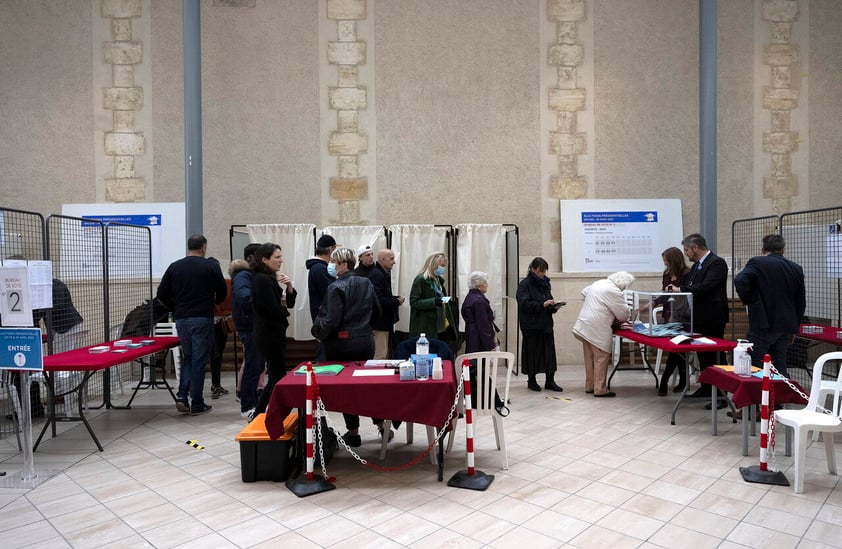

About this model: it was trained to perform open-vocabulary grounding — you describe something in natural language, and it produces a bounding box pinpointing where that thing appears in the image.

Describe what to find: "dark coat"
[734,253,806,335]
[312,272,381,342]
[229,260,254,331]
[368,262,400,332]
[516,275,556,335]
[677,251,729,335]
[409,273,455,337]
[252,271,296,346]
[461,289,497,353]
[306,257,334,322]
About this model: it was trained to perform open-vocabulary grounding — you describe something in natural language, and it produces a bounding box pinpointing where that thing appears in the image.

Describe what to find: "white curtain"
[455,224,506,332]
[246,223,315,340]
[320,225,387,258]
[389,224,450,333]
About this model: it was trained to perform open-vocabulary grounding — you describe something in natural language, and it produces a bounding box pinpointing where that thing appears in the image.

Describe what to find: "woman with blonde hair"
[409,252,457,342]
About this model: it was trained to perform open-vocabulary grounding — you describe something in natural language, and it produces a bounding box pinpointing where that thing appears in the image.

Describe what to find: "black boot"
[658,363,674,396]
[545,375,564,392]
[527,376,541,391]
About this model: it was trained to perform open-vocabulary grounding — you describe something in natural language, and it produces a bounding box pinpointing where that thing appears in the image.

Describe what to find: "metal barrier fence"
[1,210,154,441]
[0,208,46,439]
[732,206,842,389]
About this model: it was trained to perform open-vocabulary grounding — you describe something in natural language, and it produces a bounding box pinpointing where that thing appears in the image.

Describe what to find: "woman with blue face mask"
[409,252,457,344]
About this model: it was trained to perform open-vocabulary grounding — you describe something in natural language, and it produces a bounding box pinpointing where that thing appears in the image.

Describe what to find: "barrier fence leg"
[740,354,790,486]
[286,363,335,497]
[448,360,494,491]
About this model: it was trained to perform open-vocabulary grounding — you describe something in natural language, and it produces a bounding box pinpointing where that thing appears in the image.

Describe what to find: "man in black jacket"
[734,234,806,377]
[156,235,227,415]
[667,233,729,399]
[306,234,337,362]
[368,248,404,359]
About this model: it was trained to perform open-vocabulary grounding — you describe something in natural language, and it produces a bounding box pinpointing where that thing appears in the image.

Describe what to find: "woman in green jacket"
[409,252,456,340]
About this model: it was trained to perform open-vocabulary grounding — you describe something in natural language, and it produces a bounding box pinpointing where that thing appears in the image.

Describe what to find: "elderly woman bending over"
[572,271,635,398]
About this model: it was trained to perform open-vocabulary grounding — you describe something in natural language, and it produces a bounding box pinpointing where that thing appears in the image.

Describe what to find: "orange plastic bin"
[235,411,298,482]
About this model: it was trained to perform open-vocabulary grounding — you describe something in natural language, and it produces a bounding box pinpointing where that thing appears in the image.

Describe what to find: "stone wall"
[2,0,842,364]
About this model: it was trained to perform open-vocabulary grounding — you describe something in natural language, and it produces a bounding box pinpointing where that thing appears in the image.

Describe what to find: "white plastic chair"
[774,351,842,494]
[153,323,181,384]
[447,351,516,470]
[812,354,842,443]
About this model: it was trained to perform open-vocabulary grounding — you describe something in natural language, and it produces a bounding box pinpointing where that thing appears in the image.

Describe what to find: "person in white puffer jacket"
[572,271,635,398]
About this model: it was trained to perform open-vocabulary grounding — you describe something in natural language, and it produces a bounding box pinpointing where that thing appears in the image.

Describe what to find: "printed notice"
[560,199,683,273]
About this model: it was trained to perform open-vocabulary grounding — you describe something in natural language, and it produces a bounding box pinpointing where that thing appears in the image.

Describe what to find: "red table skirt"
[699,366,807,409]
[265,361,457,440]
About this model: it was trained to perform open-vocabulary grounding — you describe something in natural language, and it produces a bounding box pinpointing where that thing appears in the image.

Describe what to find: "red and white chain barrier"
[758,354,773,472]
[462,360,476,476]
[304,362,316,481]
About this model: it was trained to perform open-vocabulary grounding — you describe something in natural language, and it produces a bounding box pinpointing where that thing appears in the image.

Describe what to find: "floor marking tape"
[185,440,204,450]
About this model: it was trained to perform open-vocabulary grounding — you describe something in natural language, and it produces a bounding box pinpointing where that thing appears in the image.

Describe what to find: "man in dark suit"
[734,234,806,377]
[666,233,729,399]
[368,248,404,358]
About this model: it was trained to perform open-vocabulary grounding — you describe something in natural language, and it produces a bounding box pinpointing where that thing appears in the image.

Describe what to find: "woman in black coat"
[251,243,296,416]
[461,271,498,353]
[516,257,564,392]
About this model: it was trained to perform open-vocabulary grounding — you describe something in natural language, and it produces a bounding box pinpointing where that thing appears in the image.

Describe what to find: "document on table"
[363,359,403,368]
[669,334,717,345]
[352,369,396,377]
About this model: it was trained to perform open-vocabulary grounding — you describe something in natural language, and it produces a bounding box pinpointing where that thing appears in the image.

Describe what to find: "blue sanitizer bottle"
[415,333,429,380]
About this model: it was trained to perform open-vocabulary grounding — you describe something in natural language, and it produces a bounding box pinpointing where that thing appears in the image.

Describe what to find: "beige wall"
[2,0,841,364]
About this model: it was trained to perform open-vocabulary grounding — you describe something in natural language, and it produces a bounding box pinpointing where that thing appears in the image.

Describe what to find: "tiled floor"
[1,365,841,548]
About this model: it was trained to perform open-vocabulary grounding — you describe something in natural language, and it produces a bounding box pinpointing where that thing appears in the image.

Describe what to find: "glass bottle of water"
[415,333,429,380]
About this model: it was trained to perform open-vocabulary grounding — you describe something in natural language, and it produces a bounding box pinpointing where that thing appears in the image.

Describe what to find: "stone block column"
[326,0,369,224]
[101,0,146,202]
[547,0,588,201]
[760,0,802,214]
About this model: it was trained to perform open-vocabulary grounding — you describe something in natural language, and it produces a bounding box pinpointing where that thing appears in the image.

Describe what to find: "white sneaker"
[241,408,256,421]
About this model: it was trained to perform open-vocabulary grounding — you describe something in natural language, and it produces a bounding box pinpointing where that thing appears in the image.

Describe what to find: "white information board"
[62,203,185,279]
[560,199,684,273]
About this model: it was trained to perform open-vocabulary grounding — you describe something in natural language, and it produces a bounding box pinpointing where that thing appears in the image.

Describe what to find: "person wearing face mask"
[517,257,565,392]
[251,243,296,416]
[409,252,457,345]
[312,247,381,446]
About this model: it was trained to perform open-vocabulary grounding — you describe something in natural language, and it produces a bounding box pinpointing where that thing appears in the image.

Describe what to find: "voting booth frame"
[731,205,842,389]
[0,206,154,440]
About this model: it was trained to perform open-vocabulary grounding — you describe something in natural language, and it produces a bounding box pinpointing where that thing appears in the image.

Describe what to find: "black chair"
[393,337,454,362]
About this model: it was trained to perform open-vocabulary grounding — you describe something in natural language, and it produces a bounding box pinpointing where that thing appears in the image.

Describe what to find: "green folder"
[293,364,345,376]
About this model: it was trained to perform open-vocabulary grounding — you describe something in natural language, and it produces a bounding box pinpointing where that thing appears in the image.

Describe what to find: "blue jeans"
[237,331,264,413]
[175,317,214,411]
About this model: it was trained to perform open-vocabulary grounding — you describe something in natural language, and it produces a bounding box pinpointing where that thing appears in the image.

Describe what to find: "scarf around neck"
[528,270,551,290]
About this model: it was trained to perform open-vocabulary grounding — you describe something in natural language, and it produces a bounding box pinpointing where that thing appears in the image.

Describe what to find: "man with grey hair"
[667,233,729,403]
[368,248,404,358]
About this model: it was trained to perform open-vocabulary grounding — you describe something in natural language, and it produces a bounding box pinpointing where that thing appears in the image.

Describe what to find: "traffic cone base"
[447,469,494,491]
[739,465,790,487]
[285,473,336,498]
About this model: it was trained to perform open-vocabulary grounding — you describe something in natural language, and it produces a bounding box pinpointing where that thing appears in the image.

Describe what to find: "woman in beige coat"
[572,271,634,397]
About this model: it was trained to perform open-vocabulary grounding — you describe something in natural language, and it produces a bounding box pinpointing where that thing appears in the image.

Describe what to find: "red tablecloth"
[265,361,457,440]
[612,329,737,354]
[799,324,842,346]
[698,366,807,408]
[42,337,179,372]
